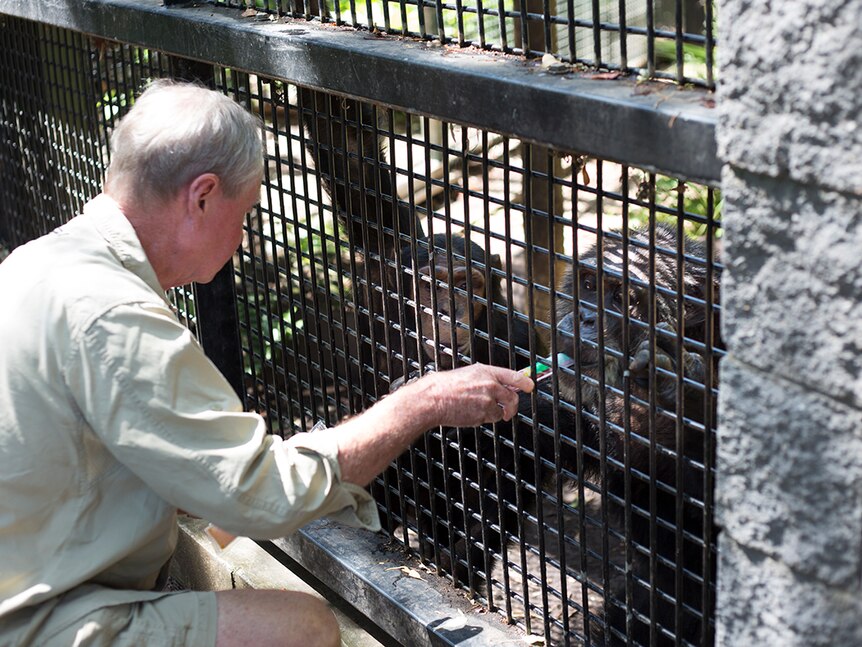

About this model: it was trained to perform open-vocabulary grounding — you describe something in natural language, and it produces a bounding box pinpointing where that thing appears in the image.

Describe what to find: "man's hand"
[333,363,533,486]
[404,363,534,428]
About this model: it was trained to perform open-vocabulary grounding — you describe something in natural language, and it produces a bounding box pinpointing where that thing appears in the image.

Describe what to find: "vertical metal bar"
[517,0,529,56]
[369,103,402,533]
[297,91,331,425]
[675,0,684,84]
[701,188,717,645]
[382,0,391,32]
[542,0,552,57]
[399,0,409,36]
[646,172,658,645]
[435,0,446,43]
[565,0,576,62]
[266,83,300,430]
[674,182,686,645]
[166,57,246,400]
[594,159,613,645]
[365,0,375,30]
[498,135,516,622]
[498,0,509,51]
[511,142,535,635]
[476,0,487,48]
[620,164,634,645]
[455,0,466,46]
[456,124,480,594]
[618,0,628,70]
[591,0,602,63]
[386,108,413,550]
[545,147,570,643]
[478,130,500,610]
[569,156,593,643]
[646,0,656,79]
[355,100,382,407]
[705,0,715,89]
[523,144,551,641]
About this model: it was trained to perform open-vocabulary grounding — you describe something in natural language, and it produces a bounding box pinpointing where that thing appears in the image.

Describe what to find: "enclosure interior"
[0,14,722,647]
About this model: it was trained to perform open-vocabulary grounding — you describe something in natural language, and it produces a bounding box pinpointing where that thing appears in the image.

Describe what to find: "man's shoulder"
[1,216,168,340]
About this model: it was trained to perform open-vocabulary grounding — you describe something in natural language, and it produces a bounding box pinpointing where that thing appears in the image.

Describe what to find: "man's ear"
[187,173,219,216]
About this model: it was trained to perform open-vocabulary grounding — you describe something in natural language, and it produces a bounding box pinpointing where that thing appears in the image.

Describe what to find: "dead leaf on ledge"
[241,8,257,17]
[385,565,425,580]
[584,71,622,80]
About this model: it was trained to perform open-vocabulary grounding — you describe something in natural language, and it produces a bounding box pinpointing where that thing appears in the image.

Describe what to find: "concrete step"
[170,516,386,647]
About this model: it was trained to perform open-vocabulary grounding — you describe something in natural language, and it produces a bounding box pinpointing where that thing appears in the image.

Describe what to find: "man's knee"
[216,589,340,647]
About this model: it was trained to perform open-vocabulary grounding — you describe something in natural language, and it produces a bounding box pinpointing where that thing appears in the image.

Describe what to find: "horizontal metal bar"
[267,520,525,646]
[0,0,720,185]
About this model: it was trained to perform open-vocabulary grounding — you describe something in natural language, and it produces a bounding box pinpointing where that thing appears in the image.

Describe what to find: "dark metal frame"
[0,0,718,186]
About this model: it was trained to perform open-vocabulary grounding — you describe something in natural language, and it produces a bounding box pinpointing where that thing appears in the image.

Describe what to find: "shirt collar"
[82,194,166,299]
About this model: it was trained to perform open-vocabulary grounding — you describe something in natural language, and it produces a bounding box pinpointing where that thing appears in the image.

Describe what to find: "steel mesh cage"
[212,0,716,88]
[0,12,721,646]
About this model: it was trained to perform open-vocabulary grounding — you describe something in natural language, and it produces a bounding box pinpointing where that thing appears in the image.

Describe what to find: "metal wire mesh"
[235,74,723,645]
[213,0,716,88]
[0,14,721,645]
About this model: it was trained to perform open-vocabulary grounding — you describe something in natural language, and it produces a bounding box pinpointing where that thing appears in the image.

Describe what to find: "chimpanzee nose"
[580,307,597,327]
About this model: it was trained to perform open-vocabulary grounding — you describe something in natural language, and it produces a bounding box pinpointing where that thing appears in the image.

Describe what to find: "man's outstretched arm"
[333,363,533,487]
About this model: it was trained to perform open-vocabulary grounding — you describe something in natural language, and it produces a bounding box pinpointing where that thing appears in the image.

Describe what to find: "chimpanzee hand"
[628,322,705,408]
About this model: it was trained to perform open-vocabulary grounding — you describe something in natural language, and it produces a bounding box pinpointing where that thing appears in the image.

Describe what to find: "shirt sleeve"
[65,301,381,538]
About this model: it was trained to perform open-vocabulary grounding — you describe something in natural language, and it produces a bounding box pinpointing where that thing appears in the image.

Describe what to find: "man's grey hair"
[105,79,264,203]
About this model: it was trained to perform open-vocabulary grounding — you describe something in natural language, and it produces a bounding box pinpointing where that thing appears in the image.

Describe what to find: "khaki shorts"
[1,585,217,647]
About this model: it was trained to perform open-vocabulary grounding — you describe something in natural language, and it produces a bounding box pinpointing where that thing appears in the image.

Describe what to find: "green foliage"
[629,174,722,240]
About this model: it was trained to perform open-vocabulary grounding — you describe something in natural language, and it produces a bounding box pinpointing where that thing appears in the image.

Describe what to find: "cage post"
[170,55,245,399]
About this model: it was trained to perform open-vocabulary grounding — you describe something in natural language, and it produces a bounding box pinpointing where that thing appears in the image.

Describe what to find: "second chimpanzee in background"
[299,87,533,566]
[299,88,531,384]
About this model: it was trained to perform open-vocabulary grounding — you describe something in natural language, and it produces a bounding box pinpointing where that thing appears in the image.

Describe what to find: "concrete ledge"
[170,516,386,647]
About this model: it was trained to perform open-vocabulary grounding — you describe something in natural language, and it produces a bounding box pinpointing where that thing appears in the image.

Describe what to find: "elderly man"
[0,80,532,647]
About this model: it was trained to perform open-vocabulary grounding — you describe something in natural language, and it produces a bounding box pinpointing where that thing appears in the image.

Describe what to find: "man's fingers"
[481,364,534,394]
[493,384,520,421]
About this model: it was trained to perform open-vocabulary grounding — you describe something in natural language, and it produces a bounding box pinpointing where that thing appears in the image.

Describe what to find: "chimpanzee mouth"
[576,343,600,369]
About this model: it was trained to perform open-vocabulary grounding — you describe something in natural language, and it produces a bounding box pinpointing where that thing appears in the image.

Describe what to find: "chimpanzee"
[299,87,533,567]
[484,223,721,645]
[299,88,530,386]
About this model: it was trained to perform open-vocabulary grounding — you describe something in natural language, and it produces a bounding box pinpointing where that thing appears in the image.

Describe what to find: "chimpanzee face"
[416,262,486,368]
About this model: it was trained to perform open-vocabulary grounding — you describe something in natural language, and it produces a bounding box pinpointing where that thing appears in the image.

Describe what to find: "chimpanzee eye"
[582,276,595,291]
[612,286,623,304]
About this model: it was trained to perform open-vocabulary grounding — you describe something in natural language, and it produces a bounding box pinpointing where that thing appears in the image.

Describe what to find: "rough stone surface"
[716,359,862,587]
[717,538,862,647]
[720,169,862,409]
[717,0,862,641]
[717,0,862,194]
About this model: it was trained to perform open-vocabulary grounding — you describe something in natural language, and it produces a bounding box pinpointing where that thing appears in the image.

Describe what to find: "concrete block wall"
[716,0,862,643]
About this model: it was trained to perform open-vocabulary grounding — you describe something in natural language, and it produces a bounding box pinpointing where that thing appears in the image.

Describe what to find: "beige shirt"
[0,197,379,619]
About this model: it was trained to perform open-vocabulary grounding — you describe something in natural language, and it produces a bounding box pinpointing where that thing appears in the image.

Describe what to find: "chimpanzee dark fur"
[300,88,532,566]
[483,224,721,645]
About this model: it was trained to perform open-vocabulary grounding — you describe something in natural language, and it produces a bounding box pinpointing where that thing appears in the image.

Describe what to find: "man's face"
[195,178,261,283]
